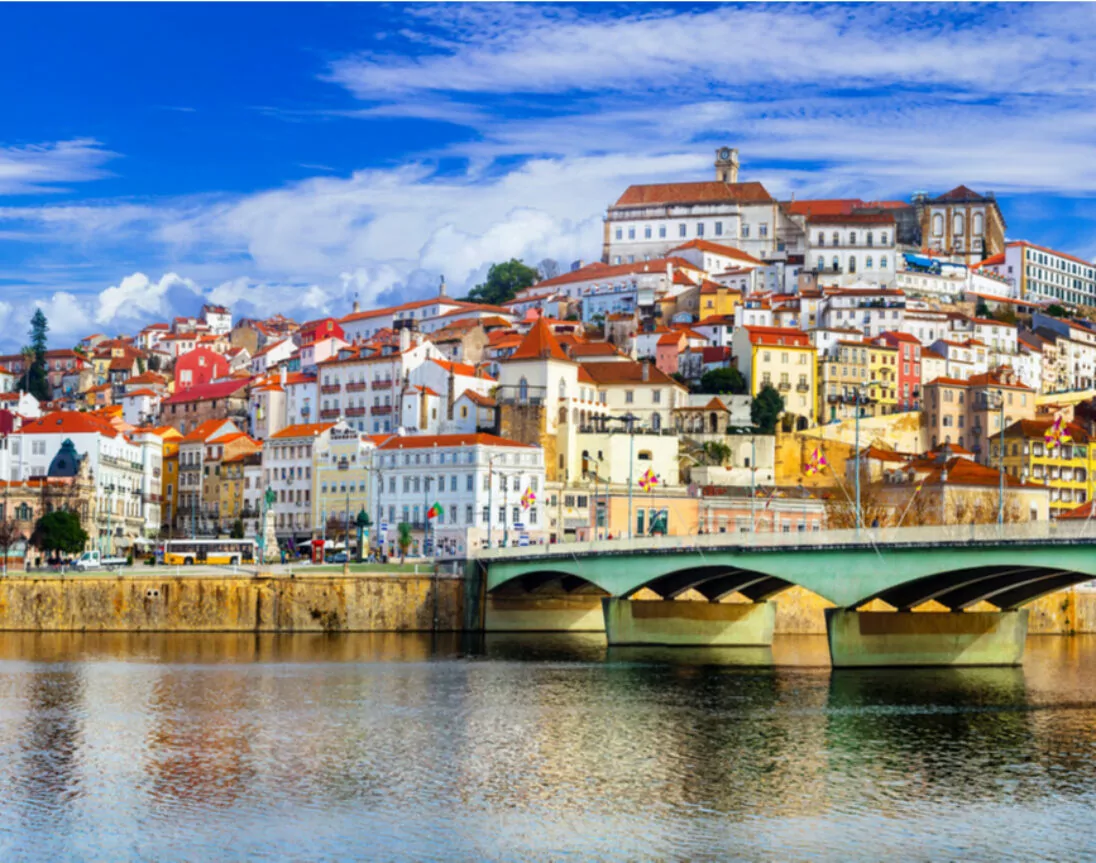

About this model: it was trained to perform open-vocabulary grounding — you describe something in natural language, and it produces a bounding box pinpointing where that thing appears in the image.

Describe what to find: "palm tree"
[397,522,413,563]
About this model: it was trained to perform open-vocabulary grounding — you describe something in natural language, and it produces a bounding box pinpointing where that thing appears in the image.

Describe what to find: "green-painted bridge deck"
[478,523,1096,611]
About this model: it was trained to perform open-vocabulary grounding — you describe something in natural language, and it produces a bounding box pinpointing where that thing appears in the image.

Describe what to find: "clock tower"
[715,146,739,184]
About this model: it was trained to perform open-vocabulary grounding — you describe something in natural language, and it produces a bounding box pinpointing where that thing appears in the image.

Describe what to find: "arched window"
[881,255,889,269]
[832,231,839,246]
[557,406,567,425]
[817,232,825,246]
[832,256,840,271]
[652,413,661,432]
[866,231,873,247]
[849,231,857,245]
[953,213,964,235]
[865,256,874,270]
[973,213,984,235]
[932,214,944,237]
[848,256,857,273]
[558,378,567,401]
[816,256,824,271]
[709,412,718,433]
[518,377,529,403]
[880,232,888,245]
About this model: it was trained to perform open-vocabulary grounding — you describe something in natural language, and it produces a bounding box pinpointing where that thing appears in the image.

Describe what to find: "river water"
[0,632,1094,861]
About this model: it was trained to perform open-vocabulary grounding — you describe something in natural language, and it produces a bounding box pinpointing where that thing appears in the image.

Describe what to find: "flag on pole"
[1045,415,1072,449]
[426,502,443,519]
[804,447,828,475]
[638,468,659,491]
[521,488,536,509]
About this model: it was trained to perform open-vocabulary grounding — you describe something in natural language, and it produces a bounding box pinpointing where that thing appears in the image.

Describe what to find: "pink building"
[174,346,230,391]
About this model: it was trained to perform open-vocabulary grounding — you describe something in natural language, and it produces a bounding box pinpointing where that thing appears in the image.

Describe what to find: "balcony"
[320,384,341,395]
[346,382,367,393]
[347,407,366,418]
[777,382,791,392]
[319,408,340,420]
[796,383,810,393]
[373,405,393,416]
[372,379,393,390]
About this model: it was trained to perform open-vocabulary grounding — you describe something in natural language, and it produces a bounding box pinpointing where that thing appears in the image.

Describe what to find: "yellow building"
[868,342,898,415]
[818,340,871,423]
[151,426,183,533]
[218,452,261,530]
[312,424,376,546]
[733,326,817,429]
[995,418,1091,518]
[698,280,742,319]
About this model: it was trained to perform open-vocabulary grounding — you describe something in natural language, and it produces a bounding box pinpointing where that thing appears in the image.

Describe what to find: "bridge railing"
[473,520,1096,561]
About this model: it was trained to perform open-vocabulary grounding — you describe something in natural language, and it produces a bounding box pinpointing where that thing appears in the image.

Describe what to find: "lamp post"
[992,390,1006,531]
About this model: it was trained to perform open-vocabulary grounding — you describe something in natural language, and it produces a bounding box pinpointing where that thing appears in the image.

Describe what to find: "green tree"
[147,354,162,372]
[31,510,88,556]
[397,522,413,563]
[702,441,732,466]
[975,298,990,318]
[750,385,784,434]
[697,367,747,395]
[23,309,50,402]
[1046,304,1068,318]
[230,518,245,539]
[464,259,540,306]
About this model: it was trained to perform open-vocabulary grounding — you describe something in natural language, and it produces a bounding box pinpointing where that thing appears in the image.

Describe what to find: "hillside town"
[4,146,1096,564]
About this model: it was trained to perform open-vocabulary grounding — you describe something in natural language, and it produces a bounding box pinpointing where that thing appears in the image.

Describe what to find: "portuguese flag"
[427,502,443,520]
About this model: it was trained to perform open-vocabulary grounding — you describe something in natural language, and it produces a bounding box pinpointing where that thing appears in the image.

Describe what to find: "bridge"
[473,522,1096,667]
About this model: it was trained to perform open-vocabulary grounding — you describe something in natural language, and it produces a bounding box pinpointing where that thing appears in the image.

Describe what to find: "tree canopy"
[1046,304,1069,318]
[31,510,87,555]
[464,259,540,306]
[696,367,747,395]
[19,309,50,402]
[750,385,784,434]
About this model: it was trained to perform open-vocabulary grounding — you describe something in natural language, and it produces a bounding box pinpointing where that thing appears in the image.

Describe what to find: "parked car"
[328,551,349,564]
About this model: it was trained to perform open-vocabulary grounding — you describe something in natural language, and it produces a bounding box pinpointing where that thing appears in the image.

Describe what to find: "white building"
[249,339,297,376]
[987,241,1096,308]
[805,214,898,287]
[120,388,162,427]
[264,422,330,541]
[201,304,233,336]
[603,149,782,263]
[372,432,546,557]
[820,288,905,339]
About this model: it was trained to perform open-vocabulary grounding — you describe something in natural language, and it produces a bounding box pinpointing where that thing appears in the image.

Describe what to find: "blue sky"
[2,3,1096,348]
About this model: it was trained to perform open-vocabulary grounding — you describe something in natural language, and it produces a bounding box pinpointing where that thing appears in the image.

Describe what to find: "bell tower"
[715,147,739,184]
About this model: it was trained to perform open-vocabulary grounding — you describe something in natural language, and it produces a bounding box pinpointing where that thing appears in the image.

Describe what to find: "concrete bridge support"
[485,594,605,632]
[825,608,1029,667]
[602,598,776,647]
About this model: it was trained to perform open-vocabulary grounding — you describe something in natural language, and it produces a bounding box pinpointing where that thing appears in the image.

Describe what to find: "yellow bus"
[161,539,257,566]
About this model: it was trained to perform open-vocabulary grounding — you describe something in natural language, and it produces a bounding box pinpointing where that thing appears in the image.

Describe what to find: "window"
[866,256,873,269]
[880,256,888,269]
[652,389,661,404]
[741,224,750,238]
[627,226,635,240]
[625,390,634,404]
[714,221,723,236]
[932,213,944,237]
[759,223,768,238]
[679,224,687,238]
[953,213,964,235]
[696,223,704,237]
[658,225,666,239]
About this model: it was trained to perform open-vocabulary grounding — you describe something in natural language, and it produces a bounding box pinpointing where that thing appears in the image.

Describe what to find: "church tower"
[715,147,739,184]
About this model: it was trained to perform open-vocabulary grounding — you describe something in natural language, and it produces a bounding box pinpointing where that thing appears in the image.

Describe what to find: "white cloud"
[95,272,201,325]
[0,139,117,195]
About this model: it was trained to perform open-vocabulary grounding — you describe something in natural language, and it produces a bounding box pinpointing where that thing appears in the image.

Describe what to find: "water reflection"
[0,633,1090,860]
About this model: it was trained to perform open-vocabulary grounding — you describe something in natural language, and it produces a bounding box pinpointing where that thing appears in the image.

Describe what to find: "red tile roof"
[161,379,248,405]
[669,239,763,265]
[508,316,572,362]
[377,433,534,450]
[614,181,774,207]
[15,411,120,438]
[269,423,336,440]
[745,326,811,347]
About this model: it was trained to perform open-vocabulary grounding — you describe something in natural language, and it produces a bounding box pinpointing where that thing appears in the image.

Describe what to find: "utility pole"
[627,417,635,540]
[997,390,1005,531]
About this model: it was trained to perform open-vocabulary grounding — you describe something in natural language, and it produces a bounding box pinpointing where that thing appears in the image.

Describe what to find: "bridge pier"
[485,594,605,632]
[602,598,776,646]
[825,608,1029,667]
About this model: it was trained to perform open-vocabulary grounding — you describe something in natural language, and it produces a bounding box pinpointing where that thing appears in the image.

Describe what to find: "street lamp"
[989,390,1006,530]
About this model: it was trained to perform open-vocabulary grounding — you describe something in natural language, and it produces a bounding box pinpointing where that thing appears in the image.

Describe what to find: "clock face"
[719,148,731,160]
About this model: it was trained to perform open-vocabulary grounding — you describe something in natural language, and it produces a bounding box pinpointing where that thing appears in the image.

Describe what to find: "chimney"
[399,327,411,353]
[641,362,650,382]
[279,365,287,387]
